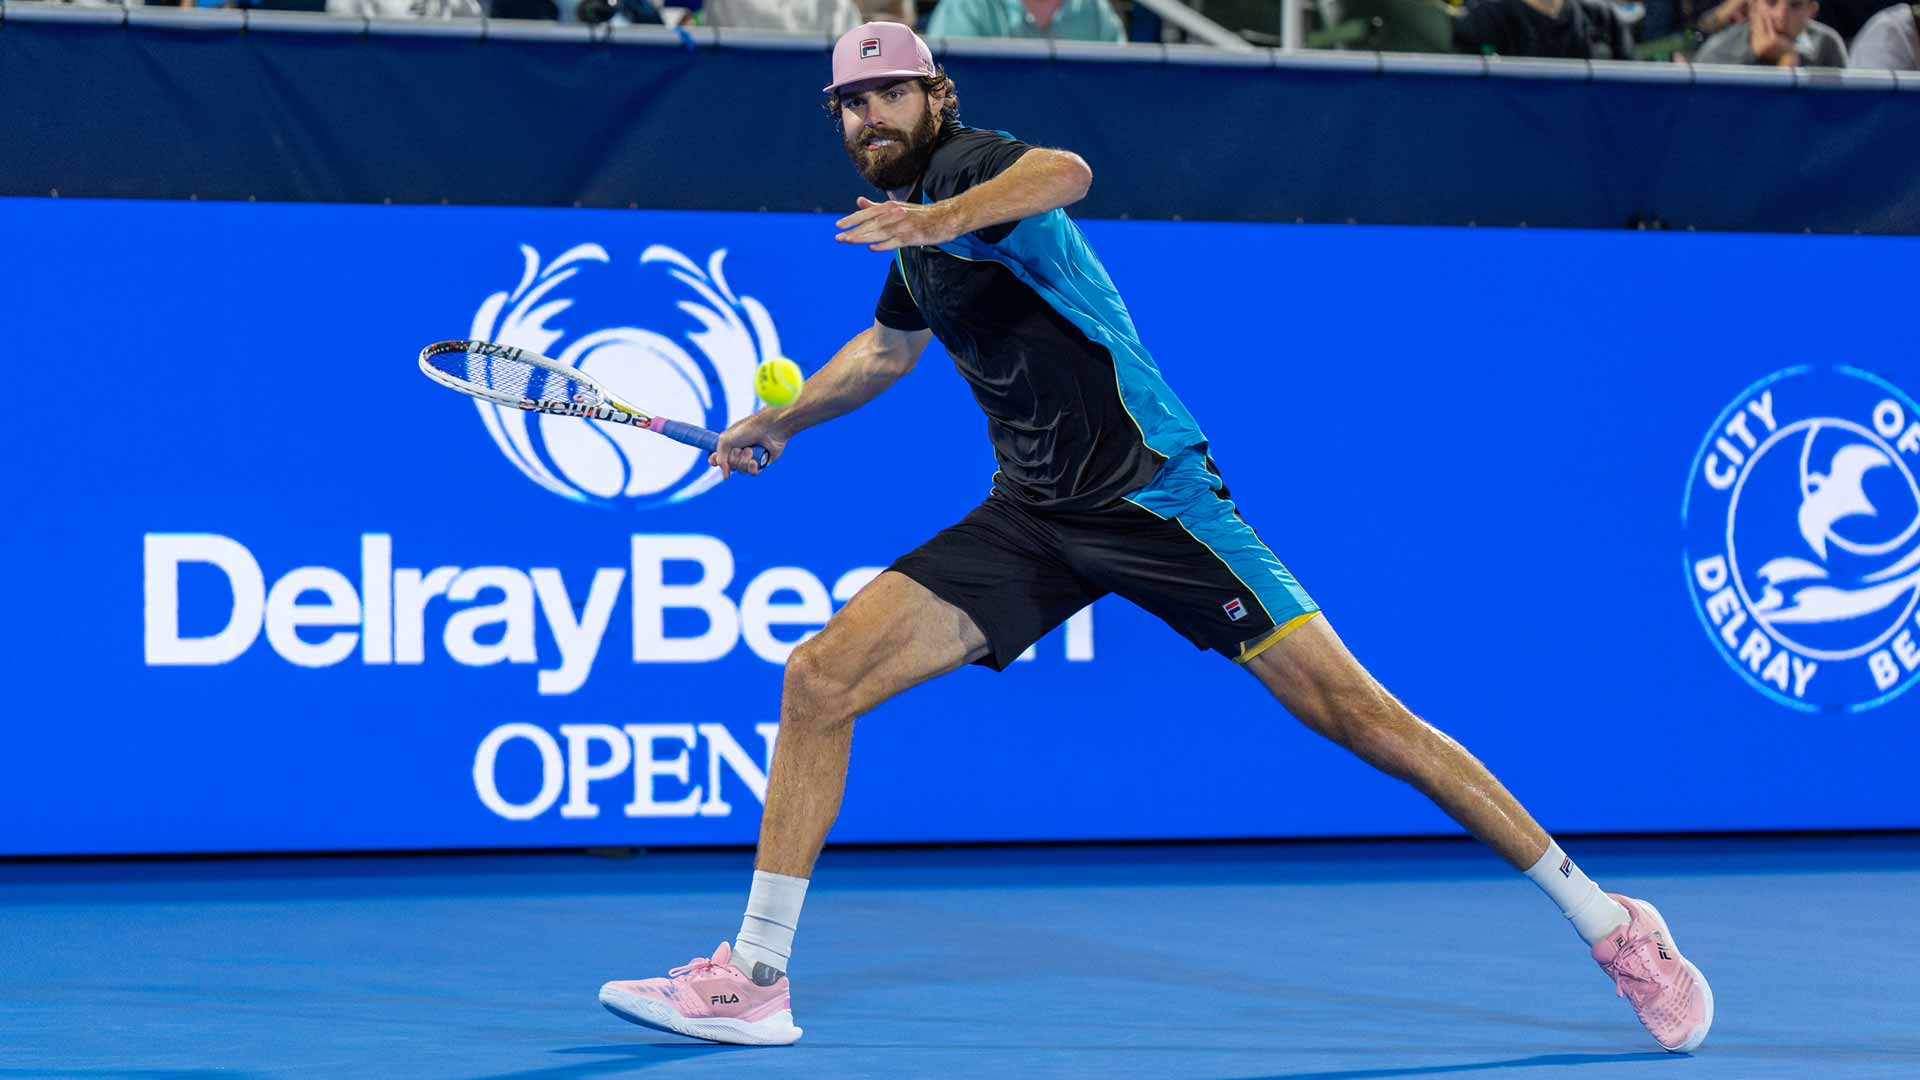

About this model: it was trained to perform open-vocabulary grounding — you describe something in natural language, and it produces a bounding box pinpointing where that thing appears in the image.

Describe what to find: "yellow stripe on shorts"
[1234,610,1322,664]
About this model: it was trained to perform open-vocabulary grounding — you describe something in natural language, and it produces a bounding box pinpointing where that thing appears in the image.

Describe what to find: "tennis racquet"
[418,339,770,469]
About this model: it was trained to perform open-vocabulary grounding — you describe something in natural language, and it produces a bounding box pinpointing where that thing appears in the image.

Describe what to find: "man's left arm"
[834,149,1093,252]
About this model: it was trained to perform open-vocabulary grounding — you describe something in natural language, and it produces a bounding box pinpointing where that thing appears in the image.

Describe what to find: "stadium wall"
[3,197,1918,855]
[3,9,1920,232]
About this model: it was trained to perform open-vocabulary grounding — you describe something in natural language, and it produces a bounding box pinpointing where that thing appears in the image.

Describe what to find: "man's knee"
[780,637,859,734]
[1295,679,1406,756]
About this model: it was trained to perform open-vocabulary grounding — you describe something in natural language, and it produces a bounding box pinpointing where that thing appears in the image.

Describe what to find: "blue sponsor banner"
[3,197,1917,857]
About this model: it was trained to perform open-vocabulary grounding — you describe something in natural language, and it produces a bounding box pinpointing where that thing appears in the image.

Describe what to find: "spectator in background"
[703,0,863,32]
[925,0,1125,41]
[1691,0,1750,36]
[856,0,917,25]
[1693,0,1847,62]
[1452,0,1633,58]
[327,0,481,15]
[1850,2,1920,66]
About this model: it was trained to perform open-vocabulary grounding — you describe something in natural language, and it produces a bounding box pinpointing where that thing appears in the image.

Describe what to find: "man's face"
[838,78,942,191]
[1756,0,1817,38]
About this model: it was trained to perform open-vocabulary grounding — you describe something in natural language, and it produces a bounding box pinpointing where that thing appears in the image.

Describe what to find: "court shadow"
[460,1041,755,1080]
[1226,1052,1676,1080]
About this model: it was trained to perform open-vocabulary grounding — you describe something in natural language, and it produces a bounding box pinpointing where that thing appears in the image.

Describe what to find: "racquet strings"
[425,344,602,408]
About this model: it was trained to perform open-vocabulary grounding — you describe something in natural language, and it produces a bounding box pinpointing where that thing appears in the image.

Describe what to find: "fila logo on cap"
[859,38,881,57]
[1223,598,1247,622]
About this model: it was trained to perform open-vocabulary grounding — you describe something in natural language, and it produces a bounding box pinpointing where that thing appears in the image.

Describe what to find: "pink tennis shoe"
[1593,894,1714,1053]
[599,943,802,1046]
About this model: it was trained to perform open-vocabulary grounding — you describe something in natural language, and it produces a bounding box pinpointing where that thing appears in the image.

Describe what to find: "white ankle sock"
[1524,841,1630,946]
[733,870,808,985]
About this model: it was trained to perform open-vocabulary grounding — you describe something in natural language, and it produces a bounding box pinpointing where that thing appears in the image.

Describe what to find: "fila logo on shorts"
[860,38,882,57]
[1222,597,1247,622]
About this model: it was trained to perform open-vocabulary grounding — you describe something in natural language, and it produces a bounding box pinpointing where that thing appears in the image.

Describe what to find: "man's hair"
[825,70,961,128]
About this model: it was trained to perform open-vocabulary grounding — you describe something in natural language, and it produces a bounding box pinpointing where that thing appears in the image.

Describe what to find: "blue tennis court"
[5,834,1915,1079]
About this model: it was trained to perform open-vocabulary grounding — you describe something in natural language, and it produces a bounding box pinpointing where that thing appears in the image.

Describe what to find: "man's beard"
[844,108,939,191]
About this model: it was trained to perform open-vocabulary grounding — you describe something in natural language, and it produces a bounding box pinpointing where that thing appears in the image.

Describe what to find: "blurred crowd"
[1321,0,1912,67]
[63,0,1920,69]
[1446,0,1876,67]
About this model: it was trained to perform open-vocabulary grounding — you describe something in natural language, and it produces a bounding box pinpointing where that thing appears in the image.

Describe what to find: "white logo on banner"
[468,243,777,506]
[472,721,780,822]
[1683,366,1920,711]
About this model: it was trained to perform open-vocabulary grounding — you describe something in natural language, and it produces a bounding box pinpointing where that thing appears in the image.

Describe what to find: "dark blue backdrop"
[4,196,1917,856]
[4,18,1920,233]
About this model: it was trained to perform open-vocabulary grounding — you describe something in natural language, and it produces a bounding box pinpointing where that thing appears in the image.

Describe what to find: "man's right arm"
[710,321,932,476]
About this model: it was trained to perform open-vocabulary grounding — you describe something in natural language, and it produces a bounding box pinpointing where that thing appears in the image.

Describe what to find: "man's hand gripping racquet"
[418,340,771,470]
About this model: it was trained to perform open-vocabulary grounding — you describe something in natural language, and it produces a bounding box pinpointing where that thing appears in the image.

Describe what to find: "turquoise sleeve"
[926,0,996,38]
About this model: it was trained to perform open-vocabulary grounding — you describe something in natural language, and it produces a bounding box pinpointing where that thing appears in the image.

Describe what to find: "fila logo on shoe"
[1656,943,1673,961]
[711,993,741,1005]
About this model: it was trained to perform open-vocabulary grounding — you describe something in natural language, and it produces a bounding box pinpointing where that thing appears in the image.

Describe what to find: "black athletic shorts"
[890,479,1319,671]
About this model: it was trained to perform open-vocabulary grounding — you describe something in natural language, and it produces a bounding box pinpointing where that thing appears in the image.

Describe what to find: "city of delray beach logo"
[466,242,778,508]
[1683,366,1920,712]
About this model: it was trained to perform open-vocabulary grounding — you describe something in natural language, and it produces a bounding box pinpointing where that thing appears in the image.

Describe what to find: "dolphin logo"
[1752,425,1920,627]
[1797,431,1891,559]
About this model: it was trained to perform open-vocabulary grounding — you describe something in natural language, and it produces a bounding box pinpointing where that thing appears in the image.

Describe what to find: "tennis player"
[599,21,1713,1053]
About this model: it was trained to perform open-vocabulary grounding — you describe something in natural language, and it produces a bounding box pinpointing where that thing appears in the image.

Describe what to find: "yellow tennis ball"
[755,357,804,408]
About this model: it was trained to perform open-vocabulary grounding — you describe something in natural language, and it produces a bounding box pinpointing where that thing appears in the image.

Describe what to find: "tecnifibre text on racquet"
[418,339,770,468]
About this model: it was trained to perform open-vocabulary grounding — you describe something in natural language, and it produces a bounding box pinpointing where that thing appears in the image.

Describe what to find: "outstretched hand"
[835,197,964,252]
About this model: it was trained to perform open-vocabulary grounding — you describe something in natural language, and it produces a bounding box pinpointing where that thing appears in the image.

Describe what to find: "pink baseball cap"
[823,22,936,94]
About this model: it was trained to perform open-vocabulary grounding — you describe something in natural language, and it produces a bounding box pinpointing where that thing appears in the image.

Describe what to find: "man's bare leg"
[1244,614,1713,1053]
[1244,615,1548,869]
[597,571,989,1044]
[718,570,988,985]
[755,570,989,879]
[1244,613,1621,929]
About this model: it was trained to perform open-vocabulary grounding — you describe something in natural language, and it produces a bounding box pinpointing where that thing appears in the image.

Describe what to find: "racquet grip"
[652,419,771,468]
